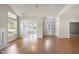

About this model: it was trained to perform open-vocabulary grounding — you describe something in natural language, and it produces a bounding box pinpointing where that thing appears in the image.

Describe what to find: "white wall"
[58,17,79,38]
[55,17,59,37]
[58,17,70,38]
[0,5,8,47]
[19,17,43,38]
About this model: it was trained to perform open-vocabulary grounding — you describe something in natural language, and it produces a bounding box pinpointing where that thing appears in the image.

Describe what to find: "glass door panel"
[21,21,37,43]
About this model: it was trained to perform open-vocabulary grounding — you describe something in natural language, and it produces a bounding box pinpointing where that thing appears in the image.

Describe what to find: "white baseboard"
[56,35,70,38]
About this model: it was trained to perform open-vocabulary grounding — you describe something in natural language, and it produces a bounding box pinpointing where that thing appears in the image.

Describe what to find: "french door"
[21,21,37,42]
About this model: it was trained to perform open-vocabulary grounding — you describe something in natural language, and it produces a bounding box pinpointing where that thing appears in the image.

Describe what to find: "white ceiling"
[9,4,79,18]
[60,5,79,18]
[9,4,66,17]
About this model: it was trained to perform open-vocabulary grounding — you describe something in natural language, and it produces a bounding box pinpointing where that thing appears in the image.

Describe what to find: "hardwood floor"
[0,36,79,54]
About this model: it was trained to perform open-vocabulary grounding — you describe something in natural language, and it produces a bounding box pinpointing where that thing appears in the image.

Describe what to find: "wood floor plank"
[0,36,79,54]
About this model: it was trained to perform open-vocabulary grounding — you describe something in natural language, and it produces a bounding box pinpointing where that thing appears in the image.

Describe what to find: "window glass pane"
[8,12,17,36]
[8,12,17,19]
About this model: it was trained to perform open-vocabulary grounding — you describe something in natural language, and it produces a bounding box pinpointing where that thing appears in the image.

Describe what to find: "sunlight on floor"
[22,37,38,48]
[30,44,37,52]
[44,39,52,49]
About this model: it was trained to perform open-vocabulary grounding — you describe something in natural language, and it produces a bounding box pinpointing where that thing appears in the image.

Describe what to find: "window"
[8,12,17,36]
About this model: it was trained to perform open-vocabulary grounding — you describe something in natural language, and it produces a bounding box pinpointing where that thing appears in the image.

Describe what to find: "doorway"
[70,22,79,38]
[43,18,56,37]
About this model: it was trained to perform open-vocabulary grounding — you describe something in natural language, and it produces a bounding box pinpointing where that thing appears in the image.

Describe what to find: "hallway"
[0,36,79,54]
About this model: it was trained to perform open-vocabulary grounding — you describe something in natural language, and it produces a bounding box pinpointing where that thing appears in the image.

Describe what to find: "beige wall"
[0,5,8,46]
